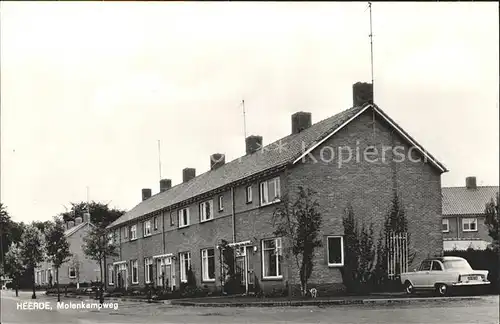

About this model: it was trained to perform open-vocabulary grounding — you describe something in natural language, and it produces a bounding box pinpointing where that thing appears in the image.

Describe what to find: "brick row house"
[442,177,499,251]
[106,82,448,294]
[36,213,100,287]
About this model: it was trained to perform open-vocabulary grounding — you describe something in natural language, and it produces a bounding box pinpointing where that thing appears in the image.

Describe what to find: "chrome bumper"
[452,281,490,287]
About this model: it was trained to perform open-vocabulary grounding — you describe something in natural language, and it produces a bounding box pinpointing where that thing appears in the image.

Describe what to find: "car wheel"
[435,283,448,297]
[404,281,414,295]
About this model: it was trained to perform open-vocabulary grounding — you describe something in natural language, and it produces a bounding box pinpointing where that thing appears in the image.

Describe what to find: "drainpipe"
[231,187,236,243]
[456,216,460,239]
[162,211,166,254]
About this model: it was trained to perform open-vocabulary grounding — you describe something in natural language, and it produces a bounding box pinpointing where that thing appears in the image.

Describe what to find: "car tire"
[404,281,414,295]
[435,283,448,297]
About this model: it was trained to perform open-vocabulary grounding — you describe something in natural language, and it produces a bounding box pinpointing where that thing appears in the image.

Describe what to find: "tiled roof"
[64,221,88,237]
[442,186,499,215]
[108,106,364,229]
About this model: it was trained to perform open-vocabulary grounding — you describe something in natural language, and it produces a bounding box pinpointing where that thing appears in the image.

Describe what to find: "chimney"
[160,179,172,192]
[75,217,82,225]
[353,82,373,107]
[83,212,90,223]
[142,188,152,201]
[245,135,263,155]
[182,168,196,183]
[466,176,477,190]
[67,220,75,229]
[291,112,312,134]
[210,153,225,170]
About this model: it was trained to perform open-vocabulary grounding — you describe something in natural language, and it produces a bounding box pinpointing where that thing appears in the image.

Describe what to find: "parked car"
[400,256,490,296]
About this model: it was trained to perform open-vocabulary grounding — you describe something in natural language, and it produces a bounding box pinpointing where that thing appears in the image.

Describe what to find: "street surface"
[1,290,498,324]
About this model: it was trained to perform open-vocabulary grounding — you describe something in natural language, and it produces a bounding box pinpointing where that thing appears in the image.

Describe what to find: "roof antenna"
[368,2,375,103]
[158,140,162,182]
[242,99,247,139]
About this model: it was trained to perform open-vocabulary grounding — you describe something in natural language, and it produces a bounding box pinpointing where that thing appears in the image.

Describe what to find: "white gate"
[387,232,408,278]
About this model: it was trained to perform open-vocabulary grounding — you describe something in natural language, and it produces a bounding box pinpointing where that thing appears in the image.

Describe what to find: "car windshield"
[443,260,472,270]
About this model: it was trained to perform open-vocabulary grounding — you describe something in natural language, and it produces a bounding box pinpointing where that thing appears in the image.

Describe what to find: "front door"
[235,246,253,294]
[156,257,175,291]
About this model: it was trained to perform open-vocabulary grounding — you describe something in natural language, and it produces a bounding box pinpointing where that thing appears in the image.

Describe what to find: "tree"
[342,205,377,293]
[83,225,118,303]
[62,201,125,228]
[272,186,322,296]
[485,192,499,251]
[4,243,25,296]
[374,192,416,288]
[19,224,45,299]
[45,218,72,302]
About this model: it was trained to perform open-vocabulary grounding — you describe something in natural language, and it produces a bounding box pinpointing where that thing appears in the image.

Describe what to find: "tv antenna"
[242,99,247,139]
[367,2,374,102]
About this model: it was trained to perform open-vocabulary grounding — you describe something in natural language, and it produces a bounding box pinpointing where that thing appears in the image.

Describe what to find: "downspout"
[456,216,460,240]
[231,187,236,243]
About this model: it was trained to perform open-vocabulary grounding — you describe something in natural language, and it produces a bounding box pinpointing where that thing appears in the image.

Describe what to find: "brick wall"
[443,214,491,241]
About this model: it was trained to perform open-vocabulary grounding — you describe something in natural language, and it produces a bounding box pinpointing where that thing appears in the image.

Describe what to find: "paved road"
[1,290,499,324]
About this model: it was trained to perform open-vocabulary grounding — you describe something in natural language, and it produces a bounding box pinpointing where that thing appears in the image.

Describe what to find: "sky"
[1,2,498,223]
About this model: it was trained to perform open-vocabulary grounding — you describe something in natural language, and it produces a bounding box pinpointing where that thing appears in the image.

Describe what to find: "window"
[108,264,114,285]
[201,248,215,281]
[200,200,214,222]
[130,224,137,240]
[123,226,128,239]
[108,233,113,245]
[131,260,139,284]
[69,267,76,279]
[170,212,175,226]
[262,238,282,278]
[259,177,281,206]
[246,186,253,203]
[218,195,224,211]
[462,218,477,232]
[327,236,344,267]
[180,252,191,283]
[153,216,158,230]
[143,220,152,237]
[442,219,449,232]
[178,208,190,228]
[431,261,443,271]
[144,257,153,284]
[419,260,432,271]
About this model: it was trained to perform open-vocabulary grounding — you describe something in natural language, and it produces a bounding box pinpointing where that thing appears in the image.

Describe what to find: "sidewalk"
[168,293,487,307]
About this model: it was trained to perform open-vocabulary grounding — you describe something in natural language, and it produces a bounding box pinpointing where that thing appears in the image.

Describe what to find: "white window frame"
[327,236,344,267]
[108,232,113,245]
[201,248,216,282]
[143,220,152,237]
[68,267,76,279]
[130,224,137,241]
[261,237,283,279]
[179,252,191,283]
[108,264,114,285]
[259,177,281,206]
[442,219,449,233]
[462,218,478,232]
[144,257,153,284]
[246,186,253,203]
[218,195,224,211]
[131,260,139,284]
[178,208,190,228]
[123,226,128,239]
[200,200,214,222]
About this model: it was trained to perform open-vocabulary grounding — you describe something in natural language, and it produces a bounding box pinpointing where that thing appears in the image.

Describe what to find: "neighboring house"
[35,213,100,287]
[106,82,448,294]
[442,177,499,251]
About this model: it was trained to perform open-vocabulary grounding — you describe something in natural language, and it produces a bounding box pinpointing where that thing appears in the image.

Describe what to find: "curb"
[45,294,164,304]
[170,296,484,307]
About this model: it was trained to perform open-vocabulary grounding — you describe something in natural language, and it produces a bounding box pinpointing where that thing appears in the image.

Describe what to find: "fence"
[387,232,408,278]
